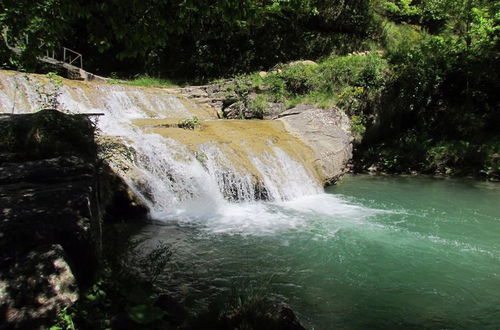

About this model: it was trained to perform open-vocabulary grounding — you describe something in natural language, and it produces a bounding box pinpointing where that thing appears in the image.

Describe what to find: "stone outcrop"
[169,83,231,117]
[0,110,101,328]
[171,83,268,120]
[0,245,78,328]
[277,105,353,184]
[170,83,354,183]
[96,136,149,220]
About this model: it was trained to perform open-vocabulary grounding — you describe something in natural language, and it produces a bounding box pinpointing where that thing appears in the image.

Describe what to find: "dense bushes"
[355,1,499,179]
[226,53,389,116]
[357,138,499,180]
[224,0,499,179]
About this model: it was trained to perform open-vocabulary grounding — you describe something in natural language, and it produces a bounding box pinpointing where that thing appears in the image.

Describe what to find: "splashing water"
[4,72,498,329]
[1,71,359,234]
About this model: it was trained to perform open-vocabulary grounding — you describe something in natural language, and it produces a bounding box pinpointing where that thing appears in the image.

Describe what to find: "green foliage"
[381,21,422,53]
[126,304,165,325]
[349,0,500,179]
[377,0,420,22]
[0,0,70,68]
[123,76,179,88]
[260,74,287,102]
[277,63,319,95]
[350,115,367,141]
[337,86,365,111]
[358,137,499,180]
[248,94,268,119]
[231,53,389,113]
[320,54,388,90]
[178,116,200,130]
[46,71,63,86]
[50,307,75,330]
[1,0,376,79]
[190,273,290,330]
[481,143,500,180]
[138,241,173,283]
[107,76,179,88]
[54,231,177,329]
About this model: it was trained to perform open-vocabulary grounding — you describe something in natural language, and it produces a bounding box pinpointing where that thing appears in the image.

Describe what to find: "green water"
[138,175,500,329]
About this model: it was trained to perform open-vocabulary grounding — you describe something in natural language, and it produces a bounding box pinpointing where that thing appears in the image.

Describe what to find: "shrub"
[350,115,367,141]
[249,94,268,119]
[337,86,365,114]
[319,53,388,91]
[261,73,287,102]
[277,63,319,95]
[178,116,200,130]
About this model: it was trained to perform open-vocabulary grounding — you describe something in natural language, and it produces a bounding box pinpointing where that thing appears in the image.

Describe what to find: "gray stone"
[171,82,235,114]
[288,60,318,67]
[182,87,208,98]
[223,101,245,119]
[0,245,78,328]
[0,111,102,328]
[264,102,285,119]
[278,105,353,184]
[274,104,312,119]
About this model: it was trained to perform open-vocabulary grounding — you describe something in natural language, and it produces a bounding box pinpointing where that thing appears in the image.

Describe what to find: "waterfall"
[0,71,323,221]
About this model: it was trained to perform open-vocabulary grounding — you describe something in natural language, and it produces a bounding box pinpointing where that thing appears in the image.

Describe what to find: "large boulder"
[0,110,101,328]
[0,245,79,328]
[277,105,353,184]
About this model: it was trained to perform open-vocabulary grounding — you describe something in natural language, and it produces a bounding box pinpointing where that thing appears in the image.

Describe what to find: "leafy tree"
[1,0,375,79]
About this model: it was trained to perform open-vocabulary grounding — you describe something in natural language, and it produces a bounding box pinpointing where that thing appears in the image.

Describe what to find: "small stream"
[133,175,500,329]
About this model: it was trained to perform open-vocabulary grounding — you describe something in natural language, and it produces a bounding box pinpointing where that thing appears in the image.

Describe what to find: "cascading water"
[0,71,333,233]
[3,71,498,329]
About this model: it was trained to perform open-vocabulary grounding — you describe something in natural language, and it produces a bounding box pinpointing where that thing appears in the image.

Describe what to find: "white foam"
[153,193,381,236]
[0,72,380,237]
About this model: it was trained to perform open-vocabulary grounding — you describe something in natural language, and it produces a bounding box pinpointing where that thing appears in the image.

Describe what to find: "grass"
[108,76,179,88]
[226,52,389,112]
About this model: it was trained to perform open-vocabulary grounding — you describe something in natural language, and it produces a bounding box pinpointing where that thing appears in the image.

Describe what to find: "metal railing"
[4,29,83,69]
[63,47,83,69]
[44,47,83,69]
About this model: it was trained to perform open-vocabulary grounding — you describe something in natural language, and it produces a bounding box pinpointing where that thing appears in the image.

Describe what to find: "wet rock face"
[278,105,353,184]
[0,110,100,328]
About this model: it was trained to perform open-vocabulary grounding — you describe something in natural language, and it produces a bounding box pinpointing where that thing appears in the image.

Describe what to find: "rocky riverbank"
[171,82,354,185]
[0,110,149,328]
[0,110,102,328]
[0,110,308,329]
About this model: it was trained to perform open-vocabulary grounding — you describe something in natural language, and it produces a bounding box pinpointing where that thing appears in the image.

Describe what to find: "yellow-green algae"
[0,70,323,185]
[134,119,323,184]
[0,69,218,120]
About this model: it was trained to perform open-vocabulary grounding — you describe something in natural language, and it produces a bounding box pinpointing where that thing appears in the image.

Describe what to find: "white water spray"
[0,72,335,231]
